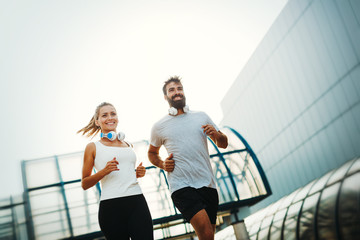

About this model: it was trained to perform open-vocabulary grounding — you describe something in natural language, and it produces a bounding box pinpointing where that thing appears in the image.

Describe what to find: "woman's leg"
[127,194,154,240]
[98,199,130,240]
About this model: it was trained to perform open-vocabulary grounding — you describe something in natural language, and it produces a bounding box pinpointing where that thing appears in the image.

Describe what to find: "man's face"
[165,81,186,109]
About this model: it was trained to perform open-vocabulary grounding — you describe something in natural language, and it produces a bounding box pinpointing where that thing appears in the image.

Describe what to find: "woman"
[78,102,153,240]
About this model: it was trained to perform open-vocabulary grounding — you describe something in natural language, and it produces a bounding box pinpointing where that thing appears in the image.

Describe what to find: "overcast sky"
[0,0,287,198]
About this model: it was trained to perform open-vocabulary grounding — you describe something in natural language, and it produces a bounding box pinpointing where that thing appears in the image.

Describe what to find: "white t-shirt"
[150,111,218,193]
[94,141,142,201]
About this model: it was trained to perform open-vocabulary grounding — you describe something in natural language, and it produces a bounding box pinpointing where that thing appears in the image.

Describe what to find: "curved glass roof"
[243,157,360,240]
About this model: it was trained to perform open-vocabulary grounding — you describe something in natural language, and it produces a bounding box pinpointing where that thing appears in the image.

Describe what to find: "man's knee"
[190,210,215,239]
[197,227,214,240]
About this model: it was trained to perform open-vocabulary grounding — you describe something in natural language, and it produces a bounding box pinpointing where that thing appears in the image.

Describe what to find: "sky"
[0,0,287,199]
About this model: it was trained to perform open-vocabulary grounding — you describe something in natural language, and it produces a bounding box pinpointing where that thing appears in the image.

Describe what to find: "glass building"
[222,0,360,211]
[220,0,360,239]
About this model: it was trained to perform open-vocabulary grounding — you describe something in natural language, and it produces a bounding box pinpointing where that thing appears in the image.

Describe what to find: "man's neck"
[176,108,185,115]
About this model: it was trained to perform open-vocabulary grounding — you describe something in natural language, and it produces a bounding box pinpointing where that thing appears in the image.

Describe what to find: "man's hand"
[136,162,146,178]
[202,124,219,138]
[163,153,175,172]
[202,124,228,149]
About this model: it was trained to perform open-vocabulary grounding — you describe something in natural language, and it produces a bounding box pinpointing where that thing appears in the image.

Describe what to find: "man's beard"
[167,94,186,109]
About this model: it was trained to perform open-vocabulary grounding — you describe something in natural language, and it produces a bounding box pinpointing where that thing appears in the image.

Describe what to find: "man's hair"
[162,76,182,95]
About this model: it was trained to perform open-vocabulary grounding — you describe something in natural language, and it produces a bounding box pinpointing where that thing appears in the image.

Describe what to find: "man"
[148,76,228,240]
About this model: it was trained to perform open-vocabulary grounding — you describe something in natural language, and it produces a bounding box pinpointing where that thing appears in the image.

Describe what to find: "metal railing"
[1,127,271,240]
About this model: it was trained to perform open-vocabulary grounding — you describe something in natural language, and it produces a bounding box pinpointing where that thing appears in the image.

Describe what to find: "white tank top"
[94,141,142,201]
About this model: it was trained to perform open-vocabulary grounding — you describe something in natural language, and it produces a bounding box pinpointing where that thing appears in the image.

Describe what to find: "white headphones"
[168,105,189,116]
[100,131,125,141]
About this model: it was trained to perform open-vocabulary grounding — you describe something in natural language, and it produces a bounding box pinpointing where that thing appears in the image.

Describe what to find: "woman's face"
[96,105,118,132]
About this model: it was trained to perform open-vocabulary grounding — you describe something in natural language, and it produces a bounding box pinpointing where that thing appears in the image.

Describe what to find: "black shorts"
[171,187,219,224]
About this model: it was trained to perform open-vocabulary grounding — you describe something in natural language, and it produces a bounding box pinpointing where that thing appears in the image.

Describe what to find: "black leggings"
[98,194,153,240]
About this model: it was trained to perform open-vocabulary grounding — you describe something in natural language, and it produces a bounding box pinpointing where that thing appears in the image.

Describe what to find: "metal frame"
[18,126,272,239]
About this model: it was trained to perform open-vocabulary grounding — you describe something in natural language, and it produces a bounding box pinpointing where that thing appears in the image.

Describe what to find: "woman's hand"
[103,157,119,175]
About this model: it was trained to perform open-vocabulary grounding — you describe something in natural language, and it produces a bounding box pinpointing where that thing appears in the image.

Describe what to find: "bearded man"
[148,76,228,240]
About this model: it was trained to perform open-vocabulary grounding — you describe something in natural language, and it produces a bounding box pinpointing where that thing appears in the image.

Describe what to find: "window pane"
[317,183,341,240]
[24,158,60,188]
[347,158,360,175]
[58,154,83,182]
[29,187,70,240]
[298,193,320,240]
[293,180,316,203]
[279,189,301,210]
[64,182,100,236]
[338,173,360,239]
[308,171,332,195]
[258,227,270,240]
[283,201,303,240]
[326,160,353,186]
[269,209,287,240]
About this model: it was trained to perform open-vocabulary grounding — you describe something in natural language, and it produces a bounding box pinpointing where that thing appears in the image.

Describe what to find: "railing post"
[230,206,251,240]
[55,155,74,237]
[233,220,250,240]
[21,161,36,240]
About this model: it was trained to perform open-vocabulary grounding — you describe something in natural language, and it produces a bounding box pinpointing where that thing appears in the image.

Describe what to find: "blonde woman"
[78,102,153,240]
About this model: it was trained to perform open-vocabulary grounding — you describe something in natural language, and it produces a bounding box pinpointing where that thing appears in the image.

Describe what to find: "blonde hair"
[77,102,114,138]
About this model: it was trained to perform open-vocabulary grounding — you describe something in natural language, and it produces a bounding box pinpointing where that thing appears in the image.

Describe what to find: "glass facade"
[243,157,359,240]
[220,0,360,214]
[6,127,270,240]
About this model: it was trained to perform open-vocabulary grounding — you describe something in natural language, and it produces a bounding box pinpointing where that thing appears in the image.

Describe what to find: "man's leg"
[171,187,218,239]
[190,209,214,240]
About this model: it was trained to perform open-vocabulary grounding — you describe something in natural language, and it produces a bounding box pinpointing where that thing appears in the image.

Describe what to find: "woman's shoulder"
[83,142,97,160]
[85,142,97,152]
[124,140,133,148]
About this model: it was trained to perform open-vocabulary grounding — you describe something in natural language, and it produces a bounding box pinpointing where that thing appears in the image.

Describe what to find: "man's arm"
[212,130,228,148]
[148,144,175,172]
[202,125,228,149]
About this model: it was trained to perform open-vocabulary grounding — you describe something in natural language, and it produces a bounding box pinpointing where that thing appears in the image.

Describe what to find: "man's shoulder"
[188,110,208,118]
[153,115,172,128]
